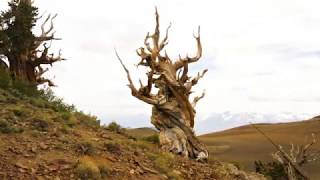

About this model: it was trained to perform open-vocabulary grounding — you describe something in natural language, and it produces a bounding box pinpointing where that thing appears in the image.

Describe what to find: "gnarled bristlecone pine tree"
[0,0,64,86]
[116,8,209,161]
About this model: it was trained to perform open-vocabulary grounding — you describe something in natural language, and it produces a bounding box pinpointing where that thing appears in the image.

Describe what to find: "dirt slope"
[199,118,320,179]
[0,87,265,180]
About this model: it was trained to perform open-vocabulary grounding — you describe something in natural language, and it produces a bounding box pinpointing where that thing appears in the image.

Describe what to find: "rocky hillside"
[0,87,265,180]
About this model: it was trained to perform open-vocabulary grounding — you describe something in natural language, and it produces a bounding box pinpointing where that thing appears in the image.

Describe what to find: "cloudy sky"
[2,0,320,132]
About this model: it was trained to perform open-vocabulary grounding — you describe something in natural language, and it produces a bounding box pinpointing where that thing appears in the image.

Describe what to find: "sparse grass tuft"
[147,152,174,174]
[59,124,73,134]
[60,112,77,127]
[143,133,159,144]
[12,79,40,97]
[38,88,76,113]
[75,112,100,129]
[75,157,102,180]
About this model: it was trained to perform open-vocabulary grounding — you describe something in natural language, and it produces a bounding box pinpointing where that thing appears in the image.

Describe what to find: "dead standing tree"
[252,123,320,180]
[272,134,320,180]
[116,9,208,161]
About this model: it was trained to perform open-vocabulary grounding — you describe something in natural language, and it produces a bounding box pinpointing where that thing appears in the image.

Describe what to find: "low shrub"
[29,98,46,108]
[147,152,174,174]
[0,119,24,134]
[60,112,77,127]
[12,79,40,97]
[75,157,101,180]
[77,141,96,155]
[38,88,76,113]
[254,160,286,180]
[104,143,121,155]
[75,157,110,180]
[106,121,124,133]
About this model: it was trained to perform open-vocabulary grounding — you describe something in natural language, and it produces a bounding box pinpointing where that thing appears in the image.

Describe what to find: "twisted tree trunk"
[116,8,208,161]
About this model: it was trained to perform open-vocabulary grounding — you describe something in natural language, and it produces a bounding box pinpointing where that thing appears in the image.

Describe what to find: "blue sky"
[1,0,320,133]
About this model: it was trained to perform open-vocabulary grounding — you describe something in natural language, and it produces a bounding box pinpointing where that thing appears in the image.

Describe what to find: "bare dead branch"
[251,124,317,180]
[174,26,202,70]
[192,90,205,108]
[34,14,60,48]
[115,49,163,105]
[185,69,208,92]
[188,26,202,63]
[159,22,172,51]
[152,7,160,52]
[33,48,65,66]
[144,32,153,53]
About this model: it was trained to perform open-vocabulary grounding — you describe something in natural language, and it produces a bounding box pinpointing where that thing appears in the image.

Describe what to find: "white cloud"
[1,0,320,129]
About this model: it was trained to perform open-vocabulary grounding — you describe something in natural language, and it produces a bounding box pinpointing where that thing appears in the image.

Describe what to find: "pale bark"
[272,134,319,180]
[117,8,208,161]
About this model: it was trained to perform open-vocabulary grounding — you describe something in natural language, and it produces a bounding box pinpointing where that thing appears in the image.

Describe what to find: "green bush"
[254,160,286,180]
[106,121,123,133]
[38,88,76,113]
[60,112,72,120]
[59,112,77,127]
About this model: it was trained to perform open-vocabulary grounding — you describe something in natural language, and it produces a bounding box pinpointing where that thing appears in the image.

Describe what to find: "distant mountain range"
[195,111,316,135]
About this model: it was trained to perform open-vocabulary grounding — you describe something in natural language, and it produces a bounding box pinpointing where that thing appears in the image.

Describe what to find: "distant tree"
[0,0,64,86]
[116,8,208,161]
